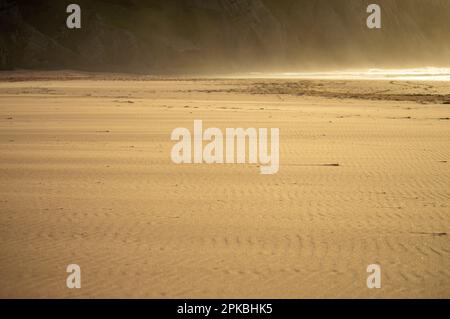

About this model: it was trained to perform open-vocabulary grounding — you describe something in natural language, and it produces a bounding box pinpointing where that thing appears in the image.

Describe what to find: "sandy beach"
[0,72,449,298]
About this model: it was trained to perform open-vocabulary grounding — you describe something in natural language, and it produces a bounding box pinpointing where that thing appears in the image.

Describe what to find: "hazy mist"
[1,0,449,74]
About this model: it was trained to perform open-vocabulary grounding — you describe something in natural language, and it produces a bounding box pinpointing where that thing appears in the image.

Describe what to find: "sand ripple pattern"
[0,76,449,297]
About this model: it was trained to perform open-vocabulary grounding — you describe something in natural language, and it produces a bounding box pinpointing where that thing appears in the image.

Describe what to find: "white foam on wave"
[243,67,450,81]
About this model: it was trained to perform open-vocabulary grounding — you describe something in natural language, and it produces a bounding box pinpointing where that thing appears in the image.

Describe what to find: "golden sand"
[0,72,449,297]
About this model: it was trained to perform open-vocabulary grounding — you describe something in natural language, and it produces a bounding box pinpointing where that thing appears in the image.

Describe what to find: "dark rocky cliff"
[1,0,449,73]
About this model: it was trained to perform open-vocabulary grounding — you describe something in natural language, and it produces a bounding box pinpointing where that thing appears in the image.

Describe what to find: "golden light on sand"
[1,72,449,298]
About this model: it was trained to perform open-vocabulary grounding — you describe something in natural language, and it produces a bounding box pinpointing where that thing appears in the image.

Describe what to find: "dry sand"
[0,71,449,298]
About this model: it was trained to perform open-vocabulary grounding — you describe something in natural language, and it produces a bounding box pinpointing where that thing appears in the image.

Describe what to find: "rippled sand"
[0,72,449,298]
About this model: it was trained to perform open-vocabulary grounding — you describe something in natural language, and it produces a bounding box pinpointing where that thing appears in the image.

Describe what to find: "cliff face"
[1,0,449,73]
